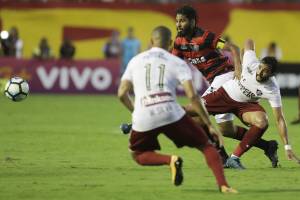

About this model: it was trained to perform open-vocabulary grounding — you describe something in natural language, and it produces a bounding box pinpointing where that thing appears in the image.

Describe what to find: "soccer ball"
[4,77,29,102]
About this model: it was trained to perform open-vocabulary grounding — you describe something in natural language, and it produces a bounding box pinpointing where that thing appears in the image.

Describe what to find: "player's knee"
[253,115,269,129]
[131,151,146,166]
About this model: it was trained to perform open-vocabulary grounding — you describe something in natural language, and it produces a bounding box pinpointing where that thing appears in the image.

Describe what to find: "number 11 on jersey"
[145,63,166,91]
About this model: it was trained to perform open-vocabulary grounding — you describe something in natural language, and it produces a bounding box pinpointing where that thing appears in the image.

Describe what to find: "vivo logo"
[36,66,112,90]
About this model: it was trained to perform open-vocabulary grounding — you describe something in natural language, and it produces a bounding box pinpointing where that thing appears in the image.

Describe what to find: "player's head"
[151,26,172,50]
[256,56,278,82]
[175,5,197,37]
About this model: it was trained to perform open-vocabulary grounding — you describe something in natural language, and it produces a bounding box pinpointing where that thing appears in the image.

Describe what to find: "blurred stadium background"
[0,1,300,200]
[1,0,300,95]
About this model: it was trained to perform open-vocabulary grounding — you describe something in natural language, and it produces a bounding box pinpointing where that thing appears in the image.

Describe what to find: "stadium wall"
[0,57,298,96]
[0,58,208,94]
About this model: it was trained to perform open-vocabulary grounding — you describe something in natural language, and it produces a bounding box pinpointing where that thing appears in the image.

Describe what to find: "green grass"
[0,95,300,200]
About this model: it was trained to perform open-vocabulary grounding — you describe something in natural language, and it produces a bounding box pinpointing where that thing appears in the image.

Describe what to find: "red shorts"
[129,115,209,152]
[203,87,265,120]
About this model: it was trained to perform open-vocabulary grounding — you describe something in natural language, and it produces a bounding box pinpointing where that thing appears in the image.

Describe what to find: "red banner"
[0,58,120,94]
[0,58,209,94]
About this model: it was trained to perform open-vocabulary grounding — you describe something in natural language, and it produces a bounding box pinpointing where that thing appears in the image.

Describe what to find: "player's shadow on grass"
[244,188,300,193]
[182,188,300,194]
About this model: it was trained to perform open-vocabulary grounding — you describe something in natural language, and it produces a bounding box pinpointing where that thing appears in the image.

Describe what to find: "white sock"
[231,154,239,159]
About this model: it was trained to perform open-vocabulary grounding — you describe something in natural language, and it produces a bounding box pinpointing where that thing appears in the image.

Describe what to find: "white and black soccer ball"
[4,77,29,102]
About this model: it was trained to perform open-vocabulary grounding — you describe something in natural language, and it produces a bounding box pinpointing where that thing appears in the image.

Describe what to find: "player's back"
[123,47,191,131]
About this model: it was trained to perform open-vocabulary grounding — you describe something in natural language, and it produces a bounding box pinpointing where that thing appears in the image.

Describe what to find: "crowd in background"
[0,25,282,64]
[0,27,76,60]
[0,26,142,68]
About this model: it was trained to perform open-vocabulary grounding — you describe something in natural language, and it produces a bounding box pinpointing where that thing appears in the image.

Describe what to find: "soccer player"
[198,39,300,168]
[172,5,278,167]
[118,26,237,193]
[291,86,300,124]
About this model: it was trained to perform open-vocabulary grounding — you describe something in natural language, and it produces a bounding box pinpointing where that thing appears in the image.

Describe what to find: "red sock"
[202,144,228,187]
[133,151,171,166]
[233,126,267,157]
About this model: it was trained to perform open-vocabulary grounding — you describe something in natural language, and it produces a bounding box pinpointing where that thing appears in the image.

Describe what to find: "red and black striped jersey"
[172,27,233,83]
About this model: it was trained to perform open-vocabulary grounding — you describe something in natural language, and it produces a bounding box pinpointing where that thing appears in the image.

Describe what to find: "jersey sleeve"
[268,92,282,107]
[267,81,282,107]
[121,59,134,82]
[242,50,259,70]
[174,61,192,83]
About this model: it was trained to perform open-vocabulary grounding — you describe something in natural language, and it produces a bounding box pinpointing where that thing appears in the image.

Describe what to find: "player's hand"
[208,125,224,147]
[285,149,300,164]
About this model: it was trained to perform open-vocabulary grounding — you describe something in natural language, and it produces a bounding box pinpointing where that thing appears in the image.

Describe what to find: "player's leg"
[129,129,183,186]
[226,111,269,169]
[163,115,237,193]
[216,108,278,168]
[184,104,230,165]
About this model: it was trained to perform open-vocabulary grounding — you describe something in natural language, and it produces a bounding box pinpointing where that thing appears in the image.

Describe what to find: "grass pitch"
[0,95,300,200]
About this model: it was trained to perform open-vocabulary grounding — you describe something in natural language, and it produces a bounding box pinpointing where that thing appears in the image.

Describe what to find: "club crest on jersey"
[256,89,263,96]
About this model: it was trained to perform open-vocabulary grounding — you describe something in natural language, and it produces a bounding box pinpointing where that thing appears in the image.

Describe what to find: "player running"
[118,26,237,193]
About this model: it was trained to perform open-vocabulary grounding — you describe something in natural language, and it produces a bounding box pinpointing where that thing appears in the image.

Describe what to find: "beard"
[256,74,269,82]
[177,25,194,37]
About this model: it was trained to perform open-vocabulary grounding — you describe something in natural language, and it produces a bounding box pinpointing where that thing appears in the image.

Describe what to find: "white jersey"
[223,50,282,107]
[121,47,192,131]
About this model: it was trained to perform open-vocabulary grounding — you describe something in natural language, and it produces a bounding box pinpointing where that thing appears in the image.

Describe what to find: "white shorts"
[202,72,235,123]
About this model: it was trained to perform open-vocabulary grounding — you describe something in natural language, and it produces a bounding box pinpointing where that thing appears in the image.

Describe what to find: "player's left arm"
[118,80,134,113]
[272,106,300,163]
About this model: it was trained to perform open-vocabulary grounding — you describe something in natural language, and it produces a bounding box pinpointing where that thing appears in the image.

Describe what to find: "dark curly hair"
[176,5,198,23]
[261,56,278,74]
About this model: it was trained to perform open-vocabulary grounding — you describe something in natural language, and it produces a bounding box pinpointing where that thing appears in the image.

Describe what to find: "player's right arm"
[118,80,134,113]
[244,38,255,51]
[181,80,223,147]
[118,59,134,113]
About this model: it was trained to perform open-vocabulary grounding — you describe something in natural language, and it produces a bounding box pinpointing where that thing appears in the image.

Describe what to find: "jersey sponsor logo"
[180,45,188,50]
[192,45,200,51]
[148,104,174,116]
[237,81,258,100]
[188,57,206,65]
[141,92,174,107]
[179,44,200,51]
